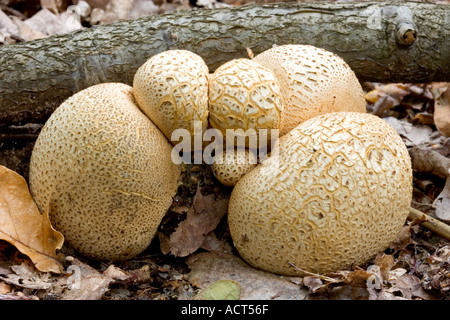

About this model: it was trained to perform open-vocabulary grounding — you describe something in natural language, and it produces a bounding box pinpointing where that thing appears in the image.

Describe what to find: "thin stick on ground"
[408,207,450,241]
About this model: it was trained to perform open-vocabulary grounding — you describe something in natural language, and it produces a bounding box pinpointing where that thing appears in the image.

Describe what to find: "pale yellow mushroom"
[254,44,367,135]
[133,49,209,149]
[211,148,258,187]
[29,83,180,261]
[228,112,412,276]
[208,58,283,149]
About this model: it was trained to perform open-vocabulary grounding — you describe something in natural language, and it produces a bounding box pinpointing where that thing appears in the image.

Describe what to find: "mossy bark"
[0,1,449,126]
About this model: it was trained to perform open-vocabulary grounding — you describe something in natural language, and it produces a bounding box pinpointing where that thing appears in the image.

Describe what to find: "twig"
[408,207,450,241]
[288,262,339,282]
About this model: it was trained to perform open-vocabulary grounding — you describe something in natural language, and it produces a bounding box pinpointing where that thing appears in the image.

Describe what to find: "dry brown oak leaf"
[0,165,64,273]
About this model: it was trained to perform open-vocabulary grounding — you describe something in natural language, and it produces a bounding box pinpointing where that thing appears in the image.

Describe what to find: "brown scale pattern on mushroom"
[254,45,367,135]
[208,58,283,147]
[29,83,180,261]
[211,148,258,187]
[228,112,412,276]
[133,50,209,147]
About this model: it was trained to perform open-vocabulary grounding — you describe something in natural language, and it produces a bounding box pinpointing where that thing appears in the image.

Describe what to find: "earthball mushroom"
[228,112,412,276]
[133,50,209,149]
[208,58,283,149]
[254,44,367,135]
[211,148,258,187]
[29,83,180,261]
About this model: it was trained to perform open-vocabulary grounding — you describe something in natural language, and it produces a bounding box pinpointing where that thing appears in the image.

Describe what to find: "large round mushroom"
[228,112,412,276]
[29,83,180,261]
[254,44,367,135]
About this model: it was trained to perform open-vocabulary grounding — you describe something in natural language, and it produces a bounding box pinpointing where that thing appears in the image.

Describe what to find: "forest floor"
[0,0,449,300]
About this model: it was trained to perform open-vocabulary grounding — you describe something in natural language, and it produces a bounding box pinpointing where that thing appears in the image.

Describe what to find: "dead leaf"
[24,8,82,37]
[365,83,410,104]
[0,292,34,300]
[422,245,450,293]
[100,0,133,24]
[0,165,64,273]
[431,82,450,137]
[186,251,308,300]
[129,0,159,18]
[200,232,232,253]
[387,273,434,300]
[434,177,450,221]
[373,254,395,281]
[40,0,67,14]
[0,282,11,294]
[84,0,110,9]
[409,147,450,179]
[0,9,19,43]
[326,286,369,300]
[389,224,414,251]
[290,263,373,290]
[164,187,228,257]
[2,261,53,290]
[365,83,411,116]
[383,116,435,148]
[56,258,127,300]
[9,15,45,41]
[302,276,328,293]
[338,269,373,288]
[413,112,435,126]
[193,279,241,300]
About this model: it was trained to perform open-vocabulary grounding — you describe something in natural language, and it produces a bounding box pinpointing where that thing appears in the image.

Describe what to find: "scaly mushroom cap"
[208,58,283,149]
[228,112,412,276]
[254,45,366,135]
[212,148,258,187]
[133,50,209,148]
[29,83,180,261]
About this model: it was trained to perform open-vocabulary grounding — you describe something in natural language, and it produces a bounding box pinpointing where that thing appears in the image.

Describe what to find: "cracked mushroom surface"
[228,112,413,276]
[29,83,180,261]
[133,50,209,148]
[208,58,283,148]
[254,44,367,135]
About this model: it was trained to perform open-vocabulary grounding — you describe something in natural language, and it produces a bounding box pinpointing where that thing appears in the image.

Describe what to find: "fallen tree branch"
[0,1,449,126]
[408,207,450,241]
[409,147,450,179]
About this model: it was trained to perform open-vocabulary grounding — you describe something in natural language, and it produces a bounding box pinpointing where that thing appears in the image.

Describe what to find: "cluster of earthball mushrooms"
[28,44,413,277]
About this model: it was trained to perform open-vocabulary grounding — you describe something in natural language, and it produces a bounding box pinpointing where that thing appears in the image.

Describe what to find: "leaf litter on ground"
[1,0,450,300]
[0,165,64,273]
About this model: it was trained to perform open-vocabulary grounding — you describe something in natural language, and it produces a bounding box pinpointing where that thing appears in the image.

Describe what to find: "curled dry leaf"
[54,258,128,300]
[0,165,64,273]
[40,0,67,14]
[1,261,53,290]
[434,178,450,222]
[364,83,411,116]
[161,187,229,257]
[383,116,435,148]
[23,8,82,37]
[431,82,450,137]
